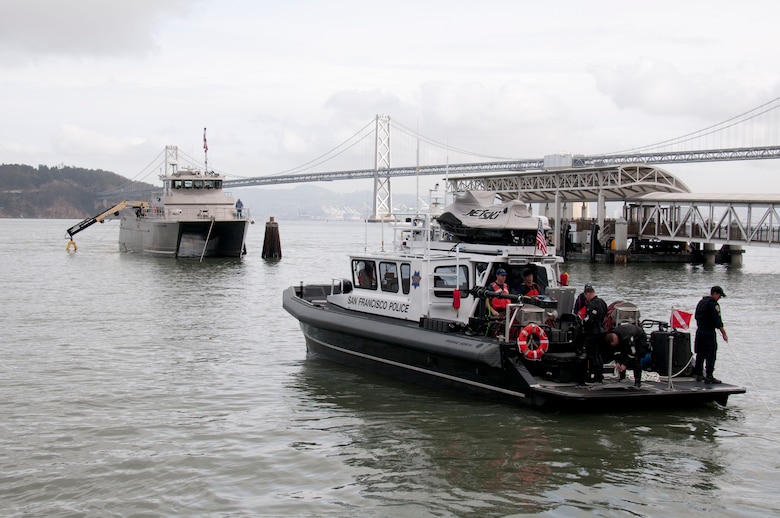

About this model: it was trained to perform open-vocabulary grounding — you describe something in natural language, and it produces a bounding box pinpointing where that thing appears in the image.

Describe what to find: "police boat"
[282,191,746,411]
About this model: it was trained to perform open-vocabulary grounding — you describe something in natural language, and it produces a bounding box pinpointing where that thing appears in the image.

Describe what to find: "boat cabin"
[329,191,567,328]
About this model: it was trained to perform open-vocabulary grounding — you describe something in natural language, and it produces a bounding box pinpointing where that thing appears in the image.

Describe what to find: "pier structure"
[445,164,780,263]
[624,192,780,264]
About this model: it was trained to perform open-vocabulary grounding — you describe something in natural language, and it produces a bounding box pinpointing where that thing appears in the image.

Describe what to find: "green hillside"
[0,164,155,219]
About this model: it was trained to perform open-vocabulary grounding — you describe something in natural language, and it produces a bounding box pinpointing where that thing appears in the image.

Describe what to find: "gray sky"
[2,0,779,194]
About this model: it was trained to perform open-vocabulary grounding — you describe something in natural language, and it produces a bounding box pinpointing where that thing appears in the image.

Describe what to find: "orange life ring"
[517,323,549,361]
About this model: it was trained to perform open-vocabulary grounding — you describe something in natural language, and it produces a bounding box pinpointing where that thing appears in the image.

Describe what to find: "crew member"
[487,268,510,317]
[605,323,648,388]
[693,285,728,383]
[579,284,608,384]
[358,262,375,289]
[518,269,541,297]
[573,283,591,319]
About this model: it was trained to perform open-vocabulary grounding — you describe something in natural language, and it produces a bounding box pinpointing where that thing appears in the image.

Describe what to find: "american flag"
[536,218,547,255]
[203,127,208,152]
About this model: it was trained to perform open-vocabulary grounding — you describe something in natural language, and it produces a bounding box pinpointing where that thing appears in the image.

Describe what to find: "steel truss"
[446,164,691,203]
[627,194,780,247]
[372,115,392,220]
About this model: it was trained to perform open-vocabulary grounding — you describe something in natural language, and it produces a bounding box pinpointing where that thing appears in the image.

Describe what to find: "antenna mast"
[203,127,208,172]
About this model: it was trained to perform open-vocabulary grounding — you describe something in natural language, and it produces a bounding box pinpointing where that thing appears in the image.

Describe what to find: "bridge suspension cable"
[267,118,376,177]
[608,96,780,154]
[390,119,517,162]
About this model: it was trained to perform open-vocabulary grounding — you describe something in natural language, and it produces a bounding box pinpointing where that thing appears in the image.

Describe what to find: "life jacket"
[489,281,509,310]
[574,293,587,319]
[521,284,540,298]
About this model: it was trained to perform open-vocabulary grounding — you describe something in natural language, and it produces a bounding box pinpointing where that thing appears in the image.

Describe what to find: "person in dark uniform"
[606,323,648,388]
[578,284,608,384]
[693,285,729,383]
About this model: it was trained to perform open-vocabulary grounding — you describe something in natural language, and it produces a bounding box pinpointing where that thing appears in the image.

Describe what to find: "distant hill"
[0,163,421,220]
[0,164,155,219]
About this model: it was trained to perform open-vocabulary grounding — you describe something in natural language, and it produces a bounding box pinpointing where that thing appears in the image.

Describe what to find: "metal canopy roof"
[446,164,691,203]
[633,192,780,204]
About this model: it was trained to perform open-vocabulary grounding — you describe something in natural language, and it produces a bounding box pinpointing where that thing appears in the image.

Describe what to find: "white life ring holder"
[517,324,549,361]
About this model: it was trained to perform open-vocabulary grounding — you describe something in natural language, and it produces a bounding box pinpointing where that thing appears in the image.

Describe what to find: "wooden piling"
[261,217,282,259]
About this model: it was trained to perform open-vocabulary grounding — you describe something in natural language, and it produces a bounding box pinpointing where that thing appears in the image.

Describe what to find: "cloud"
[2,0,780,195]
[326,90,403,119]
[0,0,195,63]
[52,124,146,159]
[591,59,780,121]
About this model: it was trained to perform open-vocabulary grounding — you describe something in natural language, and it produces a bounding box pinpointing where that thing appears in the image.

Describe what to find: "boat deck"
[530,374,745,409]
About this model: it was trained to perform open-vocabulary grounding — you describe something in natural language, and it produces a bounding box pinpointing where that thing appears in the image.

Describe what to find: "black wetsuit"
[581,295,608,382]
[611,324,648,385]
[693,295,724,379]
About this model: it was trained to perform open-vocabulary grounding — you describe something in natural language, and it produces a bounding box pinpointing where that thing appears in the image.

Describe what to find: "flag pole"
[532,216,538,260]
[203,127,208,173]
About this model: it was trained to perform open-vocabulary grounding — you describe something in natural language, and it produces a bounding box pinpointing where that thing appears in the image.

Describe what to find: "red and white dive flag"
[536,219,548,255]
[670,308,692,330]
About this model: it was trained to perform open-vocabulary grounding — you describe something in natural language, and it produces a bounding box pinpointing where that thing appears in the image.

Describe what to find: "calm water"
[2,218,779,517]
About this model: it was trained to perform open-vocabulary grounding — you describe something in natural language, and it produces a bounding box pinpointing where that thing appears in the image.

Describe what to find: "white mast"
[203,127,208,172]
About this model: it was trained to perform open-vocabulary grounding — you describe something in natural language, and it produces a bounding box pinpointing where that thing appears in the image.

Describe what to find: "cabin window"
[400,263,411,294]
[205,180,214,189]
[172,180,183,189]
[379,262,399,293]
[534,267,549,294]
[184,180,193,188]
[194,180,203,189]
[353,259,377,290]
[214,180,222,189]
[475,262,489,285]
[433,265,469,298]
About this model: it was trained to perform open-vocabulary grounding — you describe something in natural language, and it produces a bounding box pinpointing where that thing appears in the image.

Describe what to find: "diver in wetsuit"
[579,284,608,384]
[606,323,648,388]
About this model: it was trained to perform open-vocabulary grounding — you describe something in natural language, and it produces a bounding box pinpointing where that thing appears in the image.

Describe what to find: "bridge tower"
[369,114,393,222]
[164,145,179,175]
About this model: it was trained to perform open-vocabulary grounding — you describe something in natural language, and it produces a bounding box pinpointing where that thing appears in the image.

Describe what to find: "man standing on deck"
[579,284,608,384]
[693,286,729,383]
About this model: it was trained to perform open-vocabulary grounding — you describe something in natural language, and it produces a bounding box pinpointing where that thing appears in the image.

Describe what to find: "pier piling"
[262,217,282,259]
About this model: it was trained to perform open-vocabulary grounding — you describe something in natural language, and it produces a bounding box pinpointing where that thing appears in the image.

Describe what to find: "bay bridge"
[108,98,780,261]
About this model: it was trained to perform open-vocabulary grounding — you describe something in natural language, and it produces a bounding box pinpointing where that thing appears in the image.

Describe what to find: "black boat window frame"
[352,259,377,290]
[433,264,469,298]
[475,262,489,285]
[400,263,411,294]
[379,261,399,293]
